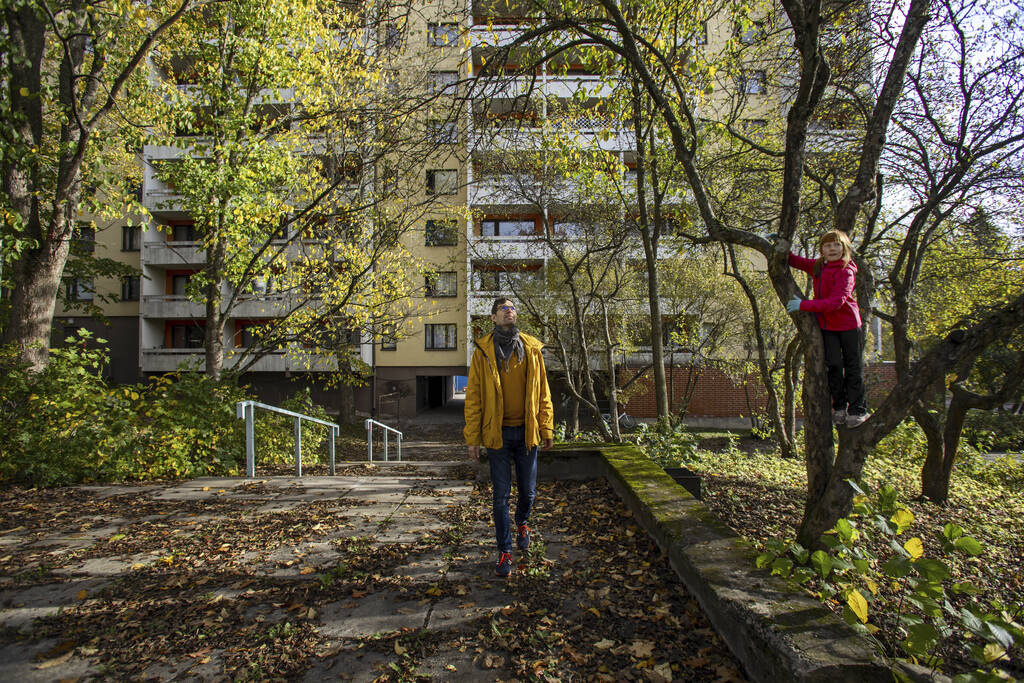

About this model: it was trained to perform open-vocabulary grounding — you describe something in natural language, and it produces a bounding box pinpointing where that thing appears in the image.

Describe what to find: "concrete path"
[0,468,744,681]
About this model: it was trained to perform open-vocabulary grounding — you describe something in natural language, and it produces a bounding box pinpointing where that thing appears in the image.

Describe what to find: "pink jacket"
[789,253,862,331]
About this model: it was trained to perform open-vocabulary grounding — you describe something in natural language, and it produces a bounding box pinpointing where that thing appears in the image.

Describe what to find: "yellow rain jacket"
[463,331,554,450]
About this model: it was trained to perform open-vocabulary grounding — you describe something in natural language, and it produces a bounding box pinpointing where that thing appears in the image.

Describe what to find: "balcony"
[143,241,205,266]
[142,295,205,319]
[141,348,338,374]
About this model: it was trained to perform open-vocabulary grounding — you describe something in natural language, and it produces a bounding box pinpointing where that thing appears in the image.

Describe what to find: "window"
[474,268,501,291]
[428,70,458,95]
[425,271,457,297]
[379,166,399,195]
[740,71,767,95]
[425,323,457,350]
[170,273,192,296]
[65,278,94,301]
[425,219,458,246]
[122,225,141,251]
[121,276,140,302]
[171,221,200,242]
[426,169,457,195]
[481,218,535,237]
[380,325,397,351]
[427,22,459,46]
[384,24,403,50]
[270,217,288,242]
[317,153,362,186]
[472,262,542,291]
[552,220,586,237]
[169,323,204,349]
[236,321,265,348]
[735,20,764,45]
[427,119,458,144]
[73,223,95,255]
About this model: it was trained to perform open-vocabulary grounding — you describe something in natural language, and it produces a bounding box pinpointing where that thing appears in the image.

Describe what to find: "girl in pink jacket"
[785,230,869,428]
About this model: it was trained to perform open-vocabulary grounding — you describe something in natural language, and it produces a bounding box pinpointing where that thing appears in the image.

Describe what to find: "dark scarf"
[493,325,525,371]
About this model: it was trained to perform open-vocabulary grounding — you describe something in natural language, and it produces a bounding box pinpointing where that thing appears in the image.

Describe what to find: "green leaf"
[951,581,982,595]
[984,622,1014,650]
[810,550,833,579]
[959,607,985,636]
[881,556,912,578]
[953,536,983,556]
[902,623,940,655]
[789,543,809,564]
[770,557,793,577]
[835,518,857,546]
[755,553,774,569]
[942,522,964,541]
[913,558,950,581]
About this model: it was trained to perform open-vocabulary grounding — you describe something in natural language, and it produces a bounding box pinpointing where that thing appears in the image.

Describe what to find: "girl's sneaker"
[846,412,870,428]
[832,408,846,426]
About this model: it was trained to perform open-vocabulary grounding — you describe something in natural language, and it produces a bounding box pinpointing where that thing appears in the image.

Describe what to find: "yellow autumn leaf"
[903,537,924,560]
[587,607,601,618]
[394,641,407,655]
[425,585,442,597]
[847,590,868,623]
[76,589,87,600]
[865,579,879,595]
[891,508,914,532]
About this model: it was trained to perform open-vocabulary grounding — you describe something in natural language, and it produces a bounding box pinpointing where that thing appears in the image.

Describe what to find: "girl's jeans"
[822,327,867,415]
[487,425,538,553]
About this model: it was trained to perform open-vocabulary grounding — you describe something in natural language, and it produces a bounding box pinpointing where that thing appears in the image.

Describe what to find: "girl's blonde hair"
[816,230,854,272]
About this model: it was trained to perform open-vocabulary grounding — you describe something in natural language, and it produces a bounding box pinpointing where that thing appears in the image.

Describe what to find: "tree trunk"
[2,233,72,370]
[568,395,580,437]
[337,381,357,424]
[204,232,227,380]
[795,330,837,545]
[781,337,802,459]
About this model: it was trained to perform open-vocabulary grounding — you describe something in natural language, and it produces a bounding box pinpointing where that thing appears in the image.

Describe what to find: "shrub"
[962,410,1024,453]
[755,481,1022,680]
[0,333,328,486]
[633,421,698,468]
[253,388,331,466]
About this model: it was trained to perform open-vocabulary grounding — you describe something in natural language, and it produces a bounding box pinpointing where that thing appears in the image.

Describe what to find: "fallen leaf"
[587,607,601,618]
[629,640,655,658]
[76,589,87,601]
[36,651,73,670]
[594,638,615,650]
[299,566,316,575]
[394,642,406,655]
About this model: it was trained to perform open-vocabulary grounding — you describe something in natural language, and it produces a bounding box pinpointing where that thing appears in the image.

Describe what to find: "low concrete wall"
[478,444,934,683]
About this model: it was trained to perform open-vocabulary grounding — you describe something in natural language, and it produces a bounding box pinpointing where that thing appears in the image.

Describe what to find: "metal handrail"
[236,400,339,477]
[365,418,402,462]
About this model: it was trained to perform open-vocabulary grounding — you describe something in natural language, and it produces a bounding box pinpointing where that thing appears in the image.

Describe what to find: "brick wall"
[621,361,897,418]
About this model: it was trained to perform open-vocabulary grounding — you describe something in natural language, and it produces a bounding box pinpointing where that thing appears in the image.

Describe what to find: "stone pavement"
[0,466,744,681]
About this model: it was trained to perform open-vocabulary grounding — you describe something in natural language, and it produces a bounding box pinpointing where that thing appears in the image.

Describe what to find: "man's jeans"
[488,425,538,553]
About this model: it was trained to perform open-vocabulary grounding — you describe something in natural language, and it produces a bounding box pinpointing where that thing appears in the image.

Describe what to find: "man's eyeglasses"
[497,305,516,312]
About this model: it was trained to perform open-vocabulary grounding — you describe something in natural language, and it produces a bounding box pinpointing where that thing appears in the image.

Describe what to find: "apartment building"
[52,0,830,421]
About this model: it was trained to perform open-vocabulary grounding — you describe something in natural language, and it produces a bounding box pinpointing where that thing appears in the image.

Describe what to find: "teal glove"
[786,297,802,313]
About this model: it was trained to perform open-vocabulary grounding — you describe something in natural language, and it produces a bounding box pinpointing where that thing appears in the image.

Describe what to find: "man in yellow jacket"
[464,297,554,577]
